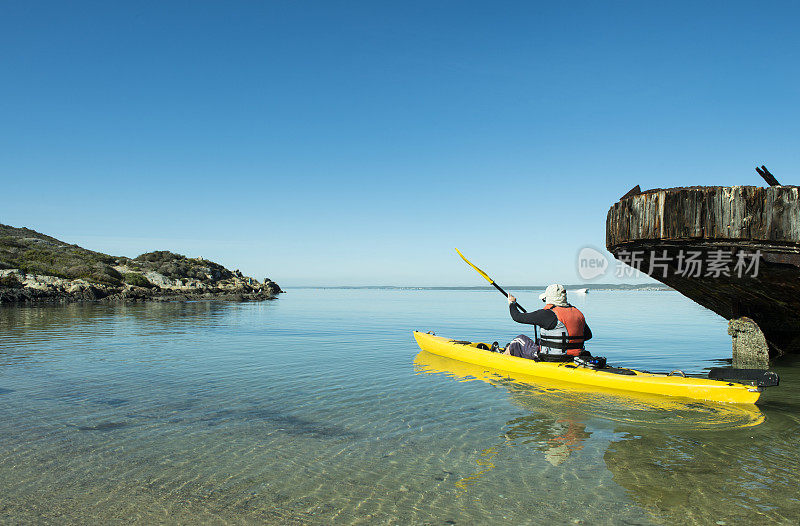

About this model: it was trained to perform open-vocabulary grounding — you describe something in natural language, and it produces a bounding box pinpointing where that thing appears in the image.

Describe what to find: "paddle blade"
[454,248,494,284]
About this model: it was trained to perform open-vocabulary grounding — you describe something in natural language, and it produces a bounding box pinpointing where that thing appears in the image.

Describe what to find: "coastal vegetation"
[0,223,281,304]
[0,273,22,288]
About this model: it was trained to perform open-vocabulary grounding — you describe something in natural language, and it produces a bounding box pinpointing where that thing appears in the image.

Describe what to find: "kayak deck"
[413,331,764,404]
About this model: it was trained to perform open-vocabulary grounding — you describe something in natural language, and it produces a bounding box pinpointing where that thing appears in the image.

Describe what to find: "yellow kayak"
[413,331,773,404]
[414,350,766,428]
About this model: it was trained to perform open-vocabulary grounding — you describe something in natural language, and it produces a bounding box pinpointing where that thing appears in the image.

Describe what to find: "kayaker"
[505,283,592,359]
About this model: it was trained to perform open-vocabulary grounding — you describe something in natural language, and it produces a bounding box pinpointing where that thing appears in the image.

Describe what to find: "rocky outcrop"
[0,224,283,305]
[0,267,282,304]
[0,268,282,305]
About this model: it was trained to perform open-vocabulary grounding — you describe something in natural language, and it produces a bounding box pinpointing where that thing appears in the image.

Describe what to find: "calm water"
[1,289,799,524]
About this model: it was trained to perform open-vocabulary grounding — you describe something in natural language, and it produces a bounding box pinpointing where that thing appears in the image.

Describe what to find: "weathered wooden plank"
[607,186,800,247]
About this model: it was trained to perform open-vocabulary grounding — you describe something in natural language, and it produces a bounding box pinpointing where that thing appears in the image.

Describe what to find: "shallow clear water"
[0,289,799,524]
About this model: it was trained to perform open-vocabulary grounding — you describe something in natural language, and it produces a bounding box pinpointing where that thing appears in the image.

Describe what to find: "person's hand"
[508,294,516,304]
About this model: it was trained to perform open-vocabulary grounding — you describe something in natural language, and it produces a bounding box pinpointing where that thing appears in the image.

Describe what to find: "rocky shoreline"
[0,224,282,305]
[0,269,282,305]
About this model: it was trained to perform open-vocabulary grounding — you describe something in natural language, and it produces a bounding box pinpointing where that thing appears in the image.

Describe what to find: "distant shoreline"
[284,284,673,291]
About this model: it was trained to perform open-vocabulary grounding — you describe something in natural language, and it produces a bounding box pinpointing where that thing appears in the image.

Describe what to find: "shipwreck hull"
[606,185,800,358]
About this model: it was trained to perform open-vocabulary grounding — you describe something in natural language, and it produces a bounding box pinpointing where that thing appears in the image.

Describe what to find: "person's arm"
[583,323,592,341]
[509,301,558,329]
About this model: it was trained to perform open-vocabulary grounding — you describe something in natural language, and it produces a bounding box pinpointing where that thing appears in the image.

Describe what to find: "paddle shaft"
[490,282,527,313]
[454,248,538,344]
[454,249,529,313]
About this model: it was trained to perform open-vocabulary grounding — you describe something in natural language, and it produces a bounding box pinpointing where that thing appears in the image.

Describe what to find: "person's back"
[537,302,588,356]
[505,284,592,359]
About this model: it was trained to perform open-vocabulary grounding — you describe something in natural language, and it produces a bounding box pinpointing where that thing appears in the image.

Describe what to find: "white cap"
[539,283,568,307]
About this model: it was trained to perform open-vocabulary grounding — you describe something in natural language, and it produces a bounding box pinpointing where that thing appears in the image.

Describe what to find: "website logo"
[577,247,610,280]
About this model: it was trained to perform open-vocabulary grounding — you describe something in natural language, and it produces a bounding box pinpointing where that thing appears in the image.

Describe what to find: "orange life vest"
[538,304,587,356]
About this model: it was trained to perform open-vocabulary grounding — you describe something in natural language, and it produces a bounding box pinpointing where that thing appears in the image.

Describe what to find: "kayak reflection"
[415,349,767,501]
[414,350,765,431]
[415,350,800,523]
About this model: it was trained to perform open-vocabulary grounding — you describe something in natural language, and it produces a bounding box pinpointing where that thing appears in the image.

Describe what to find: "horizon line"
[282,283,669,290]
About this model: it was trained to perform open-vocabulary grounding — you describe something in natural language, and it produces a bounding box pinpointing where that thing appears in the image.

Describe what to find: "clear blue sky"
[2,1,799,286]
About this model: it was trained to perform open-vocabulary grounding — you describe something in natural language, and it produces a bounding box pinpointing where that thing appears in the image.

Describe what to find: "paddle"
[454,248,527,313]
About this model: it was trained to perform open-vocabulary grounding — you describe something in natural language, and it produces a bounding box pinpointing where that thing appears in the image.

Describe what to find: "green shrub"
[88,264,122,286]
[135,251,186,263]
[21,249,57,267]
[0,236,23,248]
[21,261,69,279]
[105,265,123,280]
[123,272,152,288]
[116,257,142,270]
[131,251,233,283]
[90,274,121,286]
[66,265,92,279]
[0,274,22,288]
